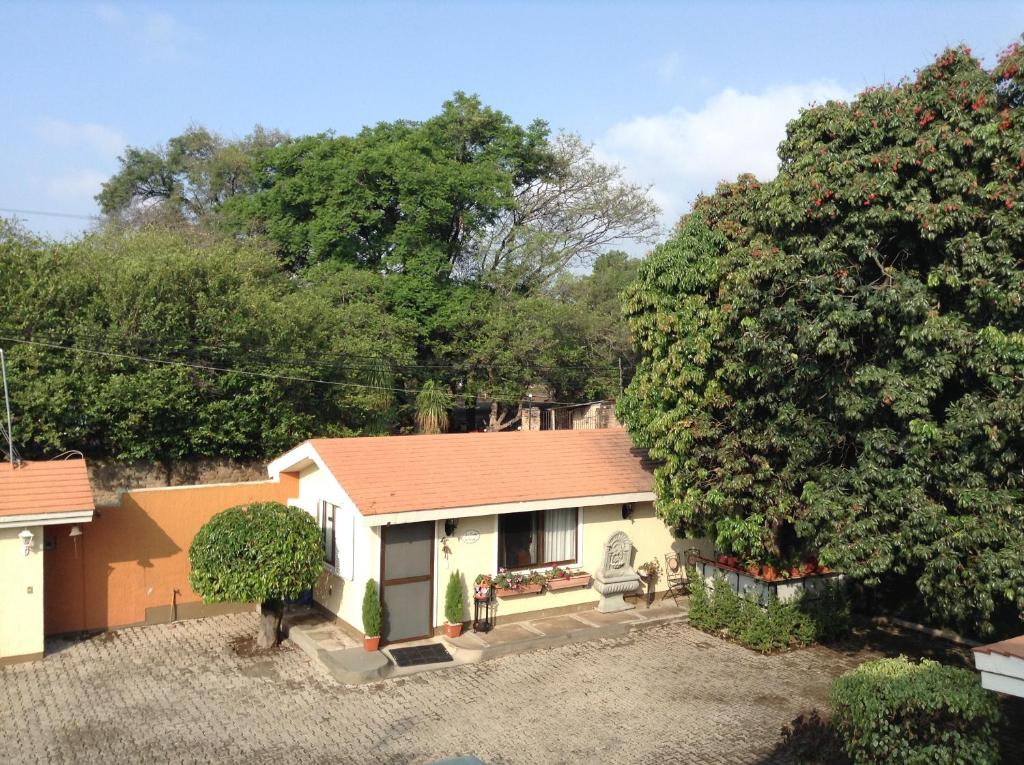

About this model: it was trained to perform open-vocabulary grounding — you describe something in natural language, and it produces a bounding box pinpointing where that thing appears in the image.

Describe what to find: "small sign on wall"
[461,529,480,544]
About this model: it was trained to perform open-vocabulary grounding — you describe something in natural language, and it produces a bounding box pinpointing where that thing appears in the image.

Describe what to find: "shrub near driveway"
[688,573,850,653]
[830,656,1002,765]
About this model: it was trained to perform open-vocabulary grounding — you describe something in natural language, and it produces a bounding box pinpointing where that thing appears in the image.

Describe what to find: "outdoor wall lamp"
[68,525,82,538]
[444,518,458,537]
[621,503,634,520]
[18,528,34,556]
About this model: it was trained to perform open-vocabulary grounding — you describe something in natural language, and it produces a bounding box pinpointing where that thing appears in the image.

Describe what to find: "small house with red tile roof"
[974,635,1024,698]
[1,458,94,663]
[268,429,710,644]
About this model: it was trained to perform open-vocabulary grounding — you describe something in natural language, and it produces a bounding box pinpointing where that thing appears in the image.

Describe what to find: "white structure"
[973,636,1024,698]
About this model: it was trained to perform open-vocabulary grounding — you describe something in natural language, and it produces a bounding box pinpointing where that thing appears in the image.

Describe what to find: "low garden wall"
[43,474,297,635]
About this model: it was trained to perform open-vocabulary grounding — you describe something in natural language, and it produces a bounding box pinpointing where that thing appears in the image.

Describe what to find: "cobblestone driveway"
[0,613,971,764]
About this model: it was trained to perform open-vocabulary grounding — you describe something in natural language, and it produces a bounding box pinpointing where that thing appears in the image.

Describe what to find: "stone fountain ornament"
[593,530,642,613]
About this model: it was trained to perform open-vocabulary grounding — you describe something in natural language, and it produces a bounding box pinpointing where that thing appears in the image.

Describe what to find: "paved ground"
[0,612,1017,764]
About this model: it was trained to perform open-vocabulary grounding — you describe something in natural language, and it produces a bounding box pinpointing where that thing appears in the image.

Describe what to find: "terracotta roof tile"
[974,635,1024,661]
[307,429,654,516]
[0,459,95,517]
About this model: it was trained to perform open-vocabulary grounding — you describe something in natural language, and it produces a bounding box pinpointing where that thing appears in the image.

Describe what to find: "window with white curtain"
[319,500,337,567]
[498,508,578,569]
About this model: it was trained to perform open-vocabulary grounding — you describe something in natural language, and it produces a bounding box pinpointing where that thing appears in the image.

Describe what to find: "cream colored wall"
[433,502,712,626]
[313,522,380,633]
[0,525,45,661]
[294,462,382,635]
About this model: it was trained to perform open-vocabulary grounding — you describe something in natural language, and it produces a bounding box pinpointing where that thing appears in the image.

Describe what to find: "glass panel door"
[380,521,434,643]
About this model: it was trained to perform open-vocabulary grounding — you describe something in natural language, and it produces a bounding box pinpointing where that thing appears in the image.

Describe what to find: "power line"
[0,207,100,221]
[0,335,595,407]
[11,327,635,377]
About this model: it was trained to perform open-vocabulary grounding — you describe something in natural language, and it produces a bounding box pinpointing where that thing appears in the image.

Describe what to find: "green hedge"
[689,572,850,653]
[830,656,1001,765]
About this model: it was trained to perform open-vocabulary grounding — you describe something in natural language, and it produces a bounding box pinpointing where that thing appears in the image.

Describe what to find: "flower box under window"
[545,572,592,591]
[495,583,543,597]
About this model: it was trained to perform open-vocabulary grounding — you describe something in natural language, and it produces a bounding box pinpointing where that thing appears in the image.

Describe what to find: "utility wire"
[12,327,635,376]
[0,207,100,221]
[0,335,596,407]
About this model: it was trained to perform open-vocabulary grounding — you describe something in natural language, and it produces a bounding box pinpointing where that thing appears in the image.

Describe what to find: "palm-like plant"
[415,379,453,434]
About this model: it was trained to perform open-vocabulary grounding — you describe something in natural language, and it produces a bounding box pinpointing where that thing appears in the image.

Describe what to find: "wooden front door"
[380,521,434,643]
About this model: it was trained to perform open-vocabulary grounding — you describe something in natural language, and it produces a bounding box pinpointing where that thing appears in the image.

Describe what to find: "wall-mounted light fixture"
[68,525,82,538]
[18,528,34,556]
[444,518,458,537]
[621,503,634,520]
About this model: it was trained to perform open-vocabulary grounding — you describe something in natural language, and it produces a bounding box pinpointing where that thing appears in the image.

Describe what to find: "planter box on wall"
[546,574,592,591]
[494,584,543,597]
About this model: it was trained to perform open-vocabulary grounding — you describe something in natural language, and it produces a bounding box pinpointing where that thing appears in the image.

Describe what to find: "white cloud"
[598,82,852,226]
[657,52,681,84]
[94,3,125,25]
[36,118,126,158]
[44,170,108,203]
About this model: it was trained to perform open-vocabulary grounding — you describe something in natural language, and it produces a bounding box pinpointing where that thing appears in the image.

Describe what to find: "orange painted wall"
[44,473,298,635]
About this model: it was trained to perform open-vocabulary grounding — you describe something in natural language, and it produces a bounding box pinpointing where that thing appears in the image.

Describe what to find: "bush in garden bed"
[688,573,850,652]
[830,656,1001,765]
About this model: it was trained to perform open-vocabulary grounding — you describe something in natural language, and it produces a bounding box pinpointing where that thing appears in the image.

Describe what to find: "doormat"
[388,643,454,667]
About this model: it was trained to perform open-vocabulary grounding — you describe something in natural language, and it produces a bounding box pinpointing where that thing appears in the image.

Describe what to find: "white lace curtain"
[544,508,577,563]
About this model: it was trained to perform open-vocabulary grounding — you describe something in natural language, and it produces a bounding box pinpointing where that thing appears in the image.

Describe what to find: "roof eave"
[361,491,656,527]
[0,508,95,529]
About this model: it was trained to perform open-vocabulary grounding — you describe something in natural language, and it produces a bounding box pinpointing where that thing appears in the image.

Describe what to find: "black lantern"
[444,518,458,537]
[621,503,634,520]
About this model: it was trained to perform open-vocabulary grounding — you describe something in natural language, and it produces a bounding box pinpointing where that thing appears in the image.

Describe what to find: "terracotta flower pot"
[789,566,802,578]
[718,554,730,565]
[725,556,739,568]
[763,566,779,581]
[444,622,463,638]
[746,564,761,577]
[364,635,380,652]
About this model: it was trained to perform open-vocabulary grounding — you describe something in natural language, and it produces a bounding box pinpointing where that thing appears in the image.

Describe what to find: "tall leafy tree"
[620,42,1024,634]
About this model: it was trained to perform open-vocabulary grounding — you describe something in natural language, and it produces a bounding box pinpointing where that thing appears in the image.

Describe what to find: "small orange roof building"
[0,459,95,526]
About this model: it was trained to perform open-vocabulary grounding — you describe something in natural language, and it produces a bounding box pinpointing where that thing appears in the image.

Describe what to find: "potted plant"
[762,564,779,581]
[362,578,382,651]
[546,566,592,591]
[636,559,661,581]
[473,573,492,600]
[745,560,761,577]
[444,570,465,638]
[493,569,544,596]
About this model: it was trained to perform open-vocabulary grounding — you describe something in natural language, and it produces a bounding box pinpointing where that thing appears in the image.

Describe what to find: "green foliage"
[688,574,850,653]
[0,225,416,461]
[97,125,288,223]
[362,579,382,637]
[444,570,464,624]
[415,380,453,434]
[830,657,1002,765]
[619,41,1024,634]
[188,502,322,604]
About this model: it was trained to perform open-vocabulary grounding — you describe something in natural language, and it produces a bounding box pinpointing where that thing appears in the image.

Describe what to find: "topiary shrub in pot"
[362,579,382,651]
[444,570,464,637]
[830,656,1002,765]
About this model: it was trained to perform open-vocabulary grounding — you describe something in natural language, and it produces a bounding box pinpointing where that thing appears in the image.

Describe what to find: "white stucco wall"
[289,455,713,637]
[0,525,44,662]
[292,463,380,635]
[433,502,712,627]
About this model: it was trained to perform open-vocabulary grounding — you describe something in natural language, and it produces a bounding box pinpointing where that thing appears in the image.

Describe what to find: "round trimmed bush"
[189,501,322,647]
[830,656,1001,765]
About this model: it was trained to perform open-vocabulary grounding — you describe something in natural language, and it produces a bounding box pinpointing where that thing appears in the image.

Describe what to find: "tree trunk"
[257,598,283,649]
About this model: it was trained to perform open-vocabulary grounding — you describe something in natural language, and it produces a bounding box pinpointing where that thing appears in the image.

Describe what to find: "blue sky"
[2,1,1020,239]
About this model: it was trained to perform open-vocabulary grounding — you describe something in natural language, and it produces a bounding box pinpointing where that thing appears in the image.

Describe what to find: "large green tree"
[620,42,1024,634]
[0,223,416,462]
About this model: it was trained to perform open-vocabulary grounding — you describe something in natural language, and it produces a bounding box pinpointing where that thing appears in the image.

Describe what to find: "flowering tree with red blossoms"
[620,41,1024,636]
